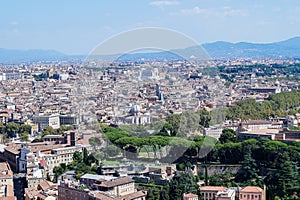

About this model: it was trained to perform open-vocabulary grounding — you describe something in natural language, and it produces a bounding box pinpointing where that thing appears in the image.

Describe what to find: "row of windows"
[47,158,72,165]
[120,187,133,193]
[201,192,213,197]
[240,194,261,199]
[120,183,133,187]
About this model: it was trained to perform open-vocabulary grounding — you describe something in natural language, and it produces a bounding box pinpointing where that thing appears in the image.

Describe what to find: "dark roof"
[116,190,147,200]
[98,177,134,188]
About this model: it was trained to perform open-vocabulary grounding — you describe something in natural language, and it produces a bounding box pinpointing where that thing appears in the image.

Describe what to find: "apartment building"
[95,177,136,197]
[80,174,117,190]
[26,152,45,189]
[0,144,21,172]
[0,162,15,199]
[58,177,147,200]
[42,146,83,170]
[239,186,265,200]
[200,186,227,200]
[238,120,272,133]
[183,193,199,200]
[58,180,90,200]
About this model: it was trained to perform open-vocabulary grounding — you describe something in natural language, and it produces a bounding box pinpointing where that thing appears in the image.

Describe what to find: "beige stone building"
[0,162,15,199]
[200,186,227,200]
[239,186,265,200]
[183,193,199,200]
[42,146,83,170]
[58,176,147,200]
[95,177,135,197]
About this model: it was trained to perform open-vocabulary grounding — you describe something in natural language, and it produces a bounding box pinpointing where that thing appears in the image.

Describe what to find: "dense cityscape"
[0,57,299,200]
[1,1,300,200]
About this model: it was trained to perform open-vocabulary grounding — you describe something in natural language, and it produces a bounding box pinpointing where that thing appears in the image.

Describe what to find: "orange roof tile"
[183,193,198,198]
[200,186,227,191]
[241,186,263,193]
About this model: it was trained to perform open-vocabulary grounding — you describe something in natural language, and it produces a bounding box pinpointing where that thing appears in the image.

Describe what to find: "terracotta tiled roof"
[38,180,53,191]
[200,186,227,191]
[98,177,134,188]
[241,186,263,193]
[183,193,198,198]
[116,190,147,200]
[25,188,40,199]
[4,146,20,155]
[91,192,114,200]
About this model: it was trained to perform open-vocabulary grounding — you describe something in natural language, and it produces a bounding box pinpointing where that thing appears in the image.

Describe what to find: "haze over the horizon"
[1,0,300,54]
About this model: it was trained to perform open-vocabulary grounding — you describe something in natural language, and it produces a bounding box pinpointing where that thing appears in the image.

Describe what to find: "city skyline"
[1,0,300,54]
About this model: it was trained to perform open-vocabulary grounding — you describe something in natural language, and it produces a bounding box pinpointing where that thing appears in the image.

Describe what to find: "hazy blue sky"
[1,0,300,54]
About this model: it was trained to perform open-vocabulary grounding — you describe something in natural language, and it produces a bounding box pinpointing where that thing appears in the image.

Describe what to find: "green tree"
[6,122,20,138]
[235,149,262,187]
[41,126,55,137]
[0,123,6,134]
[73,151,83,164]
[87,153,98,166]
[104,145,121,157]
[217,142,243,164]
[198,110,211,128]
[128,125,149,138]
[2,133,8,143]
[94,152,106,161]
[83,148,89,165]
[166,114,181,136]
[89,137,102,150]
[57,125,74,134]
[20,132,30,142]
[19,124,31,134]
[210,107,226,126]
[161,183,170,200]
[149,136,170,159]
[265,152,299,199]
[170,171,198,200]
[147,187,161,200]
[219,128,237,144]
[178,111,200,137]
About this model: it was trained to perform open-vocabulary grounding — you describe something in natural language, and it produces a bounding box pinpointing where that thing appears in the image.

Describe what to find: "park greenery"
[0,122,74,143]
[51,147,98,182]
[218,63,300,80]
[0,122,31,142]
[120,127,299,200]
[227,91,300,120]
[98,91,300,199]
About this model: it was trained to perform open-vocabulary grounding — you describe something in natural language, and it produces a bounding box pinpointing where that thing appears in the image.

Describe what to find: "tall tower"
[156,84,160,97]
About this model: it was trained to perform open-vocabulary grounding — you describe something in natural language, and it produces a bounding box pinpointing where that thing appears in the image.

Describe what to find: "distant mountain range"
[203,37,300,59]
[1,37,300,64]
[0,49,70,64]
